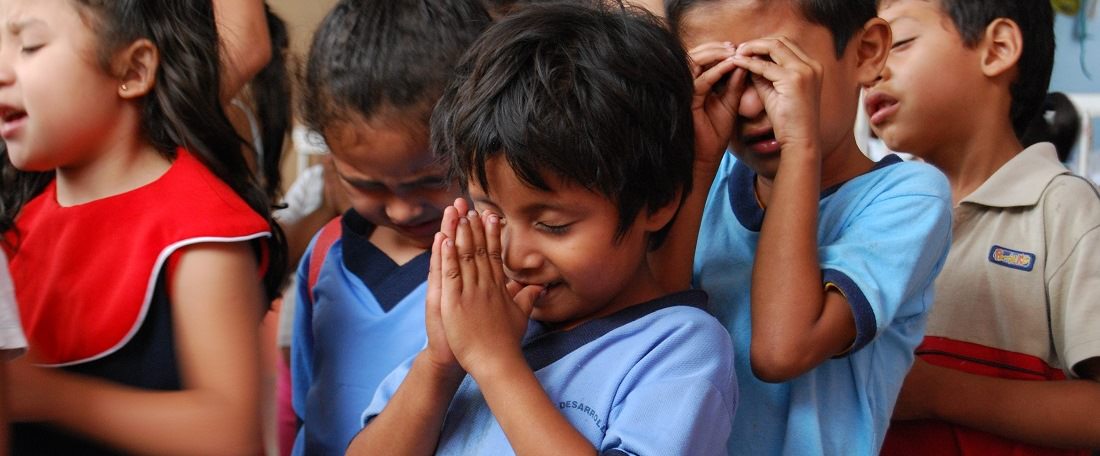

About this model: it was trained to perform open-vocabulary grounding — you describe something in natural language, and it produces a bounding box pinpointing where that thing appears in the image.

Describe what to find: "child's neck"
[925,119,1023,207]
[755,137,873,207]
[369,226,430,266]
[55,139,170,207]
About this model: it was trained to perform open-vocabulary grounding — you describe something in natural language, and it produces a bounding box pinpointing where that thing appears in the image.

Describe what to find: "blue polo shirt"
[362,291,737,455]
[695,153,951,455]
[291,210,430,456]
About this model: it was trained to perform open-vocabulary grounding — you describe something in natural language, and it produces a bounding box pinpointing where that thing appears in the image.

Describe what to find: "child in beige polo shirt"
[865,0,1100,453]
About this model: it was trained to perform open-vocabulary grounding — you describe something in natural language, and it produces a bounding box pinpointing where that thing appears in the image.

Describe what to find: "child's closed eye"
[890,37,915,51]
[20,44,44,55]
[535,221,571,235]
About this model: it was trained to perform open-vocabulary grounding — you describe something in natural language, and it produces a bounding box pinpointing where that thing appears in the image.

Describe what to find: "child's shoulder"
[846,156,951,202]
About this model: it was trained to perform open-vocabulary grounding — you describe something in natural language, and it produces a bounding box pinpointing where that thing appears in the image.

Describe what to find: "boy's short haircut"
[935,0,1055,139]
[666,0,877,57]
[301,0,492,131]
[433,1,694,248]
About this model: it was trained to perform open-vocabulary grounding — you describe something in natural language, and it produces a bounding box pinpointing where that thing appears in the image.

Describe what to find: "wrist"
[415,351,465,386]
[464,348,527,385]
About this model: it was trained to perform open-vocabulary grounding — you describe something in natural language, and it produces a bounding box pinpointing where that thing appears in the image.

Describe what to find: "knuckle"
[444,267,462,280]
[460,252,477,263]
[488,250,504,263]
[475,247,489,258]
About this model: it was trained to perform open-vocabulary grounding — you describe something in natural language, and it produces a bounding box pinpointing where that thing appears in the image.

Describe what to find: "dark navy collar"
[341,209,431,312]
[521,290,708,372]
[728,154,903,232]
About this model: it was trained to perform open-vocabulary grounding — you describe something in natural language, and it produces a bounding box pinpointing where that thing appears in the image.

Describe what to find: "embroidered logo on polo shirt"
[988,245,1035,271]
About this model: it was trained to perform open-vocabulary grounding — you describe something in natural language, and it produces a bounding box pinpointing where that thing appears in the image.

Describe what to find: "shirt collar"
[961,143,1069,208]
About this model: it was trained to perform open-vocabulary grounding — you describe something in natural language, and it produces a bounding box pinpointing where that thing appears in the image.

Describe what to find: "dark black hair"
[934,0,1055,140]
[433,1,695,249]
[667,0,878,57]
[1022,92,1081,162]
[301,0,492,133]
[250,4,291,200]
[1,0,288,300]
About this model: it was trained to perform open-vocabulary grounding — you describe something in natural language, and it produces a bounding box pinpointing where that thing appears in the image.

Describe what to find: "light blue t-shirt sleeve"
[600,315,737,456]
[818,164,952,353]
[360,354,417,427]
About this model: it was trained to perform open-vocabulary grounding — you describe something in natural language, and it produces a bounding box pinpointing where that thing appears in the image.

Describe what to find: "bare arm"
[649,43,747,292]
[214,0,272,102]
[731,38,856,382]
[894,358,1100,448]
[10,242,265,455]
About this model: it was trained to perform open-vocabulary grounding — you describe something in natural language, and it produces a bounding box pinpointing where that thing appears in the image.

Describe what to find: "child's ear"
[113,39,159,99]
[978,18,1023,78]
[854,17,891,87]
[642,190,683,234]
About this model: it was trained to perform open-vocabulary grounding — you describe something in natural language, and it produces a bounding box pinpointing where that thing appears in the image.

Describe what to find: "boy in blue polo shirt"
[289,1,491,455]
[347,3,736,455]
[657,0,953,454]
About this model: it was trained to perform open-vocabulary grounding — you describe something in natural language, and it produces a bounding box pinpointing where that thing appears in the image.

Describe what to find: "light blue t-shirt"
[291,211,430,456]
[362,291,737,456]
[694,153,951,455]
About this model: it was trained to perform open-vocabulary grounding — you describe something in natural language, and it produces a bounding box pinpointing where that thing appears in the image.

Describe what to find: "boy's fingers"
[454,214,479,289]
[441,235,462,300]
[511,284,544,318]
[427,232,444,309]
[441,206,460,241]
[465,210,493,286]
[694,57,740,101]
[453,197,470,216]
[483,210,506,285]
[720,67,749,111]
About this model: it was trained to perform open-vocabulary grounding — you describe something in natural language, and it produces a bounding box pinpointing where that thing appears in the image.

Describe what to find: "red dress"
[4,148,270,455]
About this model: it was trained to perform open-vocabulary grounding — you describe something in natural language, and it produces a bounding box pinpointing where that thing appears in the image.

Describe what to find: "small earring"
[120,83,129,92]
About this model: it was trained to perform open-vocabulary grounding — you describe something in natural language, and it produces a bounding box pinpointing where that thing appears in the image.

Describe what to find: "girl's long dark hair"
[1,0,288,298]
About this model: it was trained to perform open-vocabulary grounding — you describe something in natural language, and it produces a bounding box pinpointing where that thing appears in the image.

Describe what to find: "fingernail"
[444,239,453,248]
[459,217,468,225]
[488,214,499,225]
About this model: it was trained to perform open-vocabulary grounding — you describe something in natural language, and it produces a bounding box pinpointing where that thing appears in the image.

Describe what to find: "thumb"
[511,285,544,317]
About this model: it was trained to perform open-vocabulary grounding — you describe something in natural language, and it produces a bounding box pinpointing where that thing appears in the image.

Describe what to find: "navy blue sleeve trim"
[821,268,877,355]
[728,158,765,232]
[602,449,632,456]
[521,290,708,372]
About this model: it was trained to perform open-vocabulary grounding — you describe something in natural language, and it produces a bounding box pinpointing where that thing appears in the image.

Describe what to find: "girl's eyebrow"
[7,18,44,34]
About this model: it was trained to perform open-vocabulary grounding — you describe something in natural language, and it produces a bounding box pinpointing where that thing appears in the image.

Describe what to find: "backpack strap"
[307,216,343,305]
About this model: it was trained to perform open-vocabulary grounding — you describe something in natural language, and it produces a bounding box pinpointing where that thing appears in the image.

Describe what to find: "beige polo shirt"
[926,143,1100,378]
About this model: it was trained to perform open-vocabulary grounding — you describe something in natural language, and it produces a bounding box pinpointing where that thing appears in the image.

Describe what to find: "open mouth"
[864,92,899,127]
[741,129,780,154]
[0,107,27,138]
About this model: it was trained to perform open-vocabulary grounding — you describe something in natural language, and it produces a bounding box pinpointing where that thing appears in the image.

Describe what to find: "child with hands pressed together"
[0,0,287,454]
[348,3,736,455]
[868,0,1100,453]
[289,1,491,455]
[657,0,954,454]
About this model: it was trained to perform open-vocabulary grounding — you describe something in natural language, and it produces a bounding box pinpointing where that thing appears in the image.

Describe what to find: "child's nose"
[500,227,543,276]
[384,196,421,225]
[738,84,765,120]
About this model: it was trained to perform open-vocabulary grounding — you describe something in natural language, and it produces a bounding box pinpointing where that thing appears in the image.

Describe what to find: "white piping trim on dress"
[40,232,271,368]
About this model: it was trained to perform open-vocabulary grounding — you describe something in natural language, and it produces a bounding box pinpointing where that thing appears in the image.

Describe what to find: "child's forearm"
[906,360,1100,448]
[649,163,722,291]
[751,147,854,382]
[21,365,262,456]
[347,352,465,456]
[472,353,597,456]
